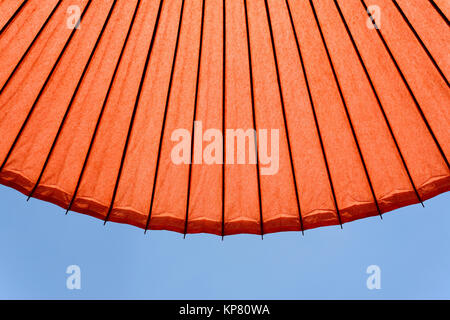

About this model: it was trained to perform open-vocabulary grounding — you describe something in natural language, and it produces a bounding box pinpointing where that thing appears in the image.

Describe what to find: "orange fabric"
[0,0,448,236]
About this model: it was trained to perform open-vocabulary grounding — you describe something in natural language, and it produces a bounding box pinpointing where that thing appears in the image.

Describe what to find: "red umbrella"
[0,0,448,237]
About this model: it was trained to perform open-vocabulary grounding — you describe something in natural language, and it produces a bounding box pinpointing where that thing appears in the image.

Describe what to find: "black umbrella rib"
[0,0,61,96]
[183,0,206,238]
[244,0,265,239]
[27,0,118,201]
[309,0,383,218]
[66,0,143,215]
[145,0,186,233]
[333,0,423,206]
[104,0,164,225]
[392,0,449,87]
[285,0,343,228]
[428,0,450,26]
[0,0,28,36]
[264,0,304,234]
[221,0,227,240]
[0,0,92,173]
[361,0,449,171]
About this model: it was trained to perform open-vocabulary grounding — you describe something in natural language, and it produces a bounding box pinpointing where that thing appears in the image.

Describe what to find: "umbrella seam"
[221,0,226,239]
[391,0,449,87]
[285,0,343,228]
[360,0,450,172]
[145,0,186,233]
[104,0,164,225]
[428,0,450,25]
[264,0,305,234]
[66,0,143,215]
[0,0,61,97]
[333,0,424,207]
[184,0,206,239]
[0,0,93,173]
[27,0,119,201]
[309,0,383,217]
[244,0,265,239]
[0,0,28,36]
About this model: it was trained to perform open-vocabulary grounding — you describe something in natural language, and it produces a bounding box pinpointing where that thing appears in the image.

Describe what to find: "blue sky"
[0,184,448,299]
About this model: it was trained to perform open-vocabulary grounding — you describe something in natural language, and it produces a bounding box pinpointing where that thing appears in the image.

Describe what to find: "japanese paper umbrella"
[0,0,449,237]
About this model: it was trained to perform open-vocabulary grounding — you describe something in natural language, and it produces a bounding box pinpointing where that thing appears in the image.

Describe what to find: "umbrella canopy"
[0,0,448,237]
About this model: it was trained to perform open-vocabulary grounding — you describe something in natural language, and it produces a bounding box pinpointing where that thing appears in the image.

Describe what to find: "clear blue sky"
[0,184,448,299]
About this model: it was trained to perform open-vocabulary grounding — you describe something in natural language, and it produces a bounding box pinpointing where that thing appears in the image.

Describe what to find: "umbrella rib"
[360,0,450,171]
[144,0,186,233]
[0,0,93,173]
[66,0,143,215]
[391,0,449,87]
[309,0,383,218]
[243,0,264,239]
[428,0,450,25]
[221,0,227,240]
[27,0,118,201]
[104,0,164,225]
[0,0,62,96]
[0,0,28,36]
[183,0,206,239]
[333,0,424,206]
[264,0,305,234]
[285,0,343,228]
